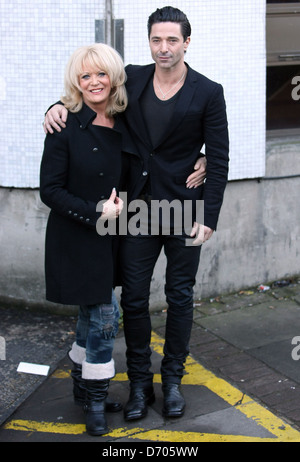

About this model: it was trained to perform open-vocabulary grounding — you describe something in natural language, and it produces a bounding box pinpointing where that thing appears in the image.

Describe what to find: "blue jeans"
[75,291,120,364]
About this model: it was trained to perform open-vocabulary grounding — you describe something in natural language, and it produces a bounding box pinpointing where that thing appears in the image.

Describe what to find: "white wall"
[0,0,266,187]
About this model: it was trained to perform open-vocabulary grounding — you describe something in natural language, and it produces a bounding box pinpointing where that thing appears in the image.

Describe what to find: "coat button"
[86,218,90,223]
[93,147,98,152]
[99,172,104,176]
[142,171,148,176]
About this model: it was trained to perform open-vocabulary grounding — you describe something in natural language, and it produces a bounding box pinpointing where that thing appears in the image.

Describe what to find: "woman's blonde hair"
[61,43,128,116]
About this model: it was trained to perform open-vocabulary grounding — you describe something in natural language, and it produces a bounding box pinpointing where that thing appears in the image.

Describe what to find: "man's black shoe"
[162,384,185,418]
[124,386,155,421]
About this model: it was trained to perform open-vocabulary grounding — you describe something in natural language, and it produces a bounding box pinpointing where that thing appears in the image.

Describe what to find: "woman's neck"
[84,101,114,128]
[92,111,114,128]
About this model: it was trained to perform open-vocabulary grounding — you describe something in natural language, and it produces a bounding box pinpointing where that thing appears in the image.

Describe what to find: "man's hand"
[100,188,124,221]
[43,105,68,134]
[186,156,207,189]
[190,222,213,245]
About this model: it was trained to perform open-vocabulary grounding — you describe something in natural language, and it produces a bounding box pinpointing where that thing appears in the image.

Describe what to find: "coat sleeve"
[203,84,229,230]
[39,129,101,228]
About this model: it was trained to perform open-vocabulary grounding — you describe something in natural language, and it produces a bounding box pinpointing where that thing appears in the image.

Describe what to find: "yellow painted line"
[3,420,145,439]
[128,429,277,443]
[5,419,86,435]
[52,369,70,379]
[5,419,278,442]
[4,331,300,441]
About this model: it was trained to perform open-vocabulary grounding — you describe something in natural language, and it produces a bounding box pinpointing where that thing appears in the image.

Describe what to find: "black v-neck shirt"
[140,79,182,148]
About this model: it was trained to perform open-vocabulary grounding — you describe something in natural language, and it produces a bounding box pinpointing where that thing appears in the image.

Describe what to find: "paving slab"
[250,338,300,383]
[196,299,300,350]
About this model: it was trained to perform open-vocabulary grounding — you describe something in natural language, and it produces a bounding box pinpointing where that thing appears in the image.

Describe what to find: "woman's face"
[78,63,112,111]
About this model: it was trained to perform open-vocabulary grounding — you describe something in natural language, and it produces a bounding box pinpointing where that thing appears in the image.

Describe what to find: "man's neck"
[154,62,187,84]
[153,62,187,101]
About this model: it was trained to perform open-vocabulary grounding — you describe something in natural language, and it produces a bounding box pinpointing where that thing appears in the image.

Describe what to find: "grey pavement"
[1,276,300,443]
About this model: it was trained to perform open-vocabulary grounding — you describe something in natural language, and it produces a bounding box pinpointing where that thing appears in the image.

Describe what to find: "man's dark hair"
[147,6,191,41]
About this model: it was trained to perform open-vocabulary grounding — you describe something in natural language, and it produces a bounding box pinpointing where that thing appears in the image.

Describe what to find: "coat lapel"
[127,65,155,150]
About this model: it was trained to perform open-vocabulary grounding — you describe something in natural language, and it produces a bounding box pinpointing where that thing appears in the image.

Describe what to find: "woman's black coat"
[40,103,134,305]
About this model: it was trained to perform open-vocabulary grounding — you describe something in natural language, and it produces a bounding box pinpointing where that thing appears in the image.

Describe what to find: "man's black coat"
[123,63,229,231]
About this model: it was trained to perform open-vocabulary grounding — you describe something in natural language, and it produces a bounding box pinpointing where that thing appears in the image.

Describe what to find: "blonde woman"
[40,44,135,436]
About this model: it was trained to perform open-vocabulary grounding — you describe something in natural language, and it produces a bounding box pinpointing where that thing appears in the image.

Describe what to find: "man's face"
[149,22,190,71]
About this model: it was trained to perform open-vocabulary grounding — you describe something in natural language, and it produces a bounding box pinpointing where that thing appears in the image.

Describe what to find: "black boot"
[124,385,155,421]
[84,379,110,436]
[162,383,185,418]
[70,361,86,405]
[68,345,86,405]
[69,356,122,412]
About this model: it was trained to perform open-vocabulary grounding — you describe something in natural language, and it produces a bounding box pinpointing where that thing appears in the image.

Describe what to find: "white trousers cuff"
[82,359,115,380]
[68,342,86,365]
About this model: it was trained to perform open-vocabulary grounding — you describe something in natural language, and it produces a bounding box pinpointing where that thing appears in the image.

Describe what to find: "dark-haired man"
[120,6,229,421]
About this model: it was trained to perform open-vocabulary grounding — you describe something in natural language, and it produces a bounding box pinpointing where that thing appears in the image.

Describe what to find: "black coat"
[40,103,135,305]
[124,63,229,231]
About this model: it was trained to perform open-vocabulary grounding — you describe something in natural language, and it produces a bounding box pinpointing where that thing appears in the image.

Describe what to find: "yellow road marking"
[5,419,279,442]
[3,331,300,442]
[5,420,86,435]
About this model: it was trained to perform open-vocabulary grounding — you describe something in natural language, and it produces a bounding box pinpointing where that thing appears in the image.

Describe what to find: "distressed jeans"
[75,291,120,364]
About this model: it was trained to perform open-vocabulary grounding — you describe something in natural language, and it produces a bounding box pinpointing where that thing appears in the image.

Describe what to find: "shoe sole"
[162,409,185,418]
[162,402,185,418]
[87,428,109,436]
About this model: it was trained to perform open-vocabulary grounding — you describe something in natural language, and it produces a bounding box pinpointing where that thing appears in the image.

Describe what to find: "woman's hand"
[100,188,124,221]
[186,156,207,189]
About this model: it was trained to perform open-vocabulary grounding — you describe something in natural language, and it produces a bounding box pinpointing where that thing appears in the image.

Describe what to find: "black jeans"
[120,232,201,387]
